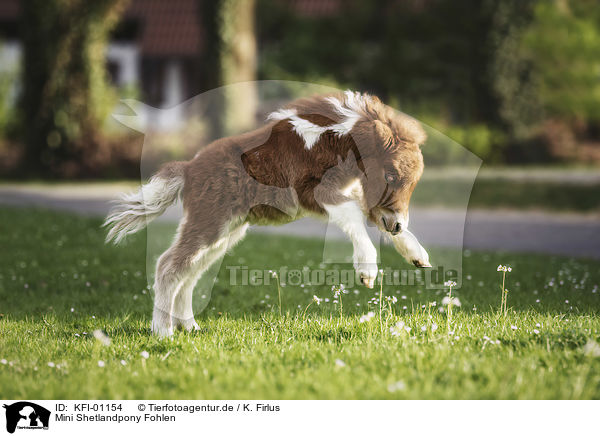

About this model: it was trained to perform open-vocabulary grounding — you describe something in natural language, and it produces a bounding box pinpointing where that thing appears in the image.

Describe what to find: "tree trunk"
[20,0,128,177]
[198,0,257,138]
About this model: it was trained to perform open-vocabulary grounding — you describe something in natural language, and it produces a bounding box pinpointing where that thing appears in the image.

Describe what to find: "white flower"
[359,311,375,323]
[47,362,55,368]
[335,359,346,367]
[93,329,111,346]
[140,351,150,359]
[387,380,406,392]
[511,325,518,330]
[533,329,540,334]
[497,265,512,272]
[97,360,105,367]
[421,325,427,332]
[442,296,461,307]
[583,340,600,357]
[431,323,438,332]
[0,359,6,365]
[312,295,322,305]
[390,321,406,337]
[444,280,457,288]
[120,360,127,366]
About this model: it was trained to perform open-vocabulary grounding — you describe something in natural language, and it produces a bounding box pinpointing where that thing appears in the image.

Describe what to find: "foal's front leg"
[323,201,378,288]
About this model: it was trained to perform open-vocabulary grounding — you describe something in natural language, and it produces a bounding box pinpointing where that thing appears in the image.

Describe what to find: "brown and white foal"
[104,91,430,336]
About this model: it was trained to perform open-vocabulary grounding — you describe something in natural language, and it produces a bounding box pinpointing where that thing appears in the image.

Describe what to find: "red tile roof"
[126,0,202,56]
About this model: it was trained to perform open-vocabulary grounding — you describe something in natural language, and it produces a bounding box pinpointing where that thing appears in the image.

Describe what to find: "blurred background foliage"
[0,0,599,178]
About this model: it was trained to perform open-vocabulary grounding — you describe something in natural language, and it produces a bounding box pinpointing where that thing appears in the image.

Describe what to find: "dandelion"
[140,351,150,359]
[93,329,111,346]
[97,360,105,368]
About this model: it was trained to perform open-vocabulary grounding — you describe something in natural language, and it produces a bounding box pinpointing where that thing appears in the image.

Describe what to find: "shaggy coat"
[104,91,430,336]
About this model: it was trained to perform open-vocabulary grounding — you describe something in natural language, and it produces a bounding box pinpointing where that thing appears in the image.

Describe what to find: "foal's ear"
[373,120,395,151]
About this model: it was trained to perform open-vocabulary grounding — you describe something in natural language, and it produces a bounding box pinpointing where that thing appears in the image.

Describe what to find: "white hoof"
[173,317,200,332]
[355,262,378,289]
[151,307,174,337]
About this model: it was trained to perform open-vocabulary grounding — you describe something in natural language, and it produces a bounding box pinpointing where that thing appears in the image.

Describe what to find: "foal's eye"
[385,173,397,185]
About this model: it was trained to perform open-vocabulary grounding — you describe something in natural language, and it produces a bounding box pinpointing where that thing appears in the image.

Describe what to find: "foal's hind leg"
[151,214,208,336]
[171,222,249,331]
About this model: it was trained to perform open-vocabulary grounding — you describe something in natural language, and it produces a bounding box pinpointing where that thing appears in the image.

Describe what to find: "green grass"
[1,207,600,399]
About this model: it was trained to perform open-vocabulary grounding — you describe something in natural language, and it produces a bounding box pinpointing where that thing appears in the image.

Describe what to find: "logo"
[3,402,50,434]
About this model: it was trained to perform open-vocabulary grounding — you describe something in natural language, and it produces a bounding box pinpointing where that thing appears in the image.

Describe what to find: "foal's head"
[354,104,426,235]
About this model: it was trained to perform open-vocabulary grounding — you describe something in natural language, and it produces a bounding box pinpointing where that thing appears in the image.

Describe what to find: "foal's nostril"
[381,216,388,230]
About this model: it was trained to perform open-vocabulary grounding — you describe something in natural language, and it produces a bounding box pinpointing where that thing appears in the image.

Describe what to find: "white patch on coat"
[340,178,366,210]
[325,90,370,136]
[267,90,372,150]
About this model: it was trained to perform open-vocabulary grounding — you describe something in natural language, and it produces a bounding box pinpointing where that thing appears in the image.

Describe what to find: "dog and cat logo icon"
[2,402,50,433]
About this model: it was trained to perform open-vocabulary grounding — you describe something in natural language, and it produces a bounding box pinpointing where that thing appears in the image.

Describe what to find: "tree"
[20,0,129,177]
[199,0,257,138]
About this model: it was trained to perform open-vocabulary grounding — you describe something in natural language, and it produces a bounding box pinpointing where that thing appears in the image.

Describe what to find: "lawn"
[1,207,599,399]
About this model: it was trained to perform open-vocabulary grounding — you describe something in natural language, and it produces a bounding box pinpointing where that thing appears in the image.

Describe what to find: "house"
[0,0,203,112]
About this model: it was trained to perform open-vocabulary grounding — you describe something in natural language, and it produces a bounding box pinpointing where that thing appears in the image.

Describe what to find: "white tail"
[103,164,185,244]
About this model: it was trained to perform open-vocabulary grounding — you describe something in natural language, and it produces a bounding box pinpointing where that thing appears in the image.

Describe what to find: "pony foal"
[104,91,431,336]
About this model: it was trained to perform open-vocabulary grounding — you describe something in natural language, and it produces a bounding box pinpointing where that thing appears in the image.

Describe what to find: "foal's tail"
[103,162,186,244]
